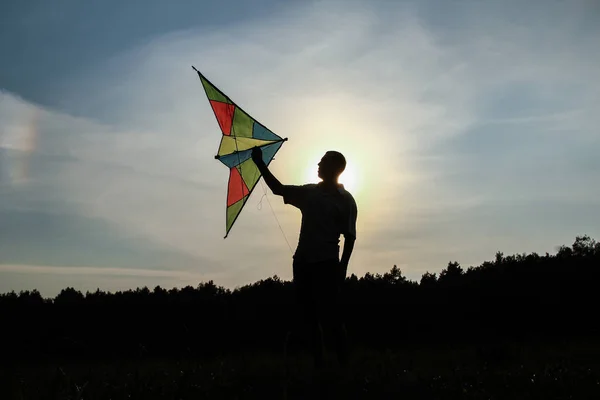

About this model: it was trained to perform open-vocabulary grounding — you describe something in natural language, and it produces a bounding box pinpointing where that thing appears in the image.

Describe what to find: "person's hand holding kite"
[251,146,263,166]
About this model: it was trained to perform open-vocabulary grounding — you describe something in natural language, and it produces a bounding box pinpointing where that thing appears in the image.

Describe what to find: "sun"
[338,165,357,193]
[305,160,359,194]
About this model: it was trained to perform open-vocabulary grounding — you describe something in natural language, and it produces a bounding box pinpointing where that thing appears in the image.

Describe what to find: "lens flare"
[0,102,39,185]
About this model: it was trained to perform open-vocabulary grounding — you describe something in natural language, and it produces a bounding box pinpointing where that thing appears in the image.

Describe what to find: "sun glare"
[305,160,358,194]
[339,166,357,193]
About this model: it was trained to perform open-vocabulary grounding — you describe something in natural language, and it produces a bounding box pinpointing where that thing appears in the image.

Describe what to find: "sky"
[1,0,599,297]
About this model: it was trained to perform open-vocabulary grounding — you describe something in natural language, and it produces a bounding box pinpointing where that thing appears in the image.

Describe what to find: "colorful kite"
[193,66,287,238]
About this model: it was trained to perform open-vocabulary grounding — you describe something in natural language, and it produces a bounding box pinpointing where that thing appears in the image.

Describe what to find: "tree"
[439,261,463,283]
[420,272,437,286]
[383,265,406,284]
[572,235,597,257]
[54,287,84,305]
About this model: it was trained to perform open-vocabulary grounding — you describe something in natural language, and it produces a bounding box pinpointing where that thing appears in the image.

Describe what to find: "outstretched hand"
[251,146,263,165]
[251,145,282,194]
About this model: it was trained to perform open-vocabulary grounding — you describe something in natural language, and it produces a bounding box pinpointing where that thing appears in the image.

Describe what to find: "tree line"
[1,235,599,363]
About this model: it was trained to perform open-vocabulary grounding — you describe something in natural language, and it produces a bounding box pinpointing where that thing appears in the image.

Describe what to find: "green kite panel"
[237,158,261,193]
[200,76,232,104]
[226,197,246,233]
[232,108,254,138]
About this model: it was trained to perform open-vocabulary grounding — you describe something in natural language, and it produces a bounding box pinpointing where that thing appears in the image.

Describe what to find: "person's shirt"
[281,182,357,263]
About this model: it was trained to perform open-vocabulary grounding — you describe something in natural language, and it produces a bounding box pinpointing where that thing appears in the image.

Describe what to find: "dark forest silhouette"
[2,235,599,364]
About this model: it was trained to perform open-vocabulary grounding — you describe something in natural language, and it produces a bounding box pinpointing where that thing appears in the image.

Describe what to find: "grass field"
[2,339,600,399]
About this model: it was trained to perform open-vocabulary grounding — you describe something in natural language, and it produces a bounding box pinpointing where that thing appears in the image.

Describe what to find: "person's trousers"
[292,257,348,366]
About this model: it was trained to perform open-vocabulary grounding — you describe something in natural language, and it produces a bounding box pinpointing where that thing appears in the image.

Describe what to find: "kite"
[193,66,288,238]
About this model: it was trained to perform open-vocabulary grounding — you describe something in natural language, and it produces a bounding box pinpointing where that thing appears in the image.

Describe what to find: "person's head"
[318,151,346,182]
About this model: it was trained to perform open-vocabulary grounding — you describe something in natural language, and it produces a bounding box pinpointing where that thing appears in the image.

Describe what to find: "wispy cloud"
[0,263,213,297]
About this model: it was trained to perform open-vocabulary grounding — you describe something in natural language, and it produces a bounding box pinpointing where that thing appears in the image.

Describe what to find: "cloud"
[0,264,208,297]
[0,209,206,269]
[1,0,600,295]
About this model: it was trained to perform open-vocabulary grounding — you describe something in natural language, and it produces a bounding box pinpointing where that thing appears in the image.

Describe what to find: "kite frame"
[192,66,288,238]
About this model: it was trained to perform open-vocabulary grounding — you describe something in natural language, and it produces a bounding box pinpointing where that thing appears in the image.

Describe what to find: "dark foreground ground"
[2,339,600,399]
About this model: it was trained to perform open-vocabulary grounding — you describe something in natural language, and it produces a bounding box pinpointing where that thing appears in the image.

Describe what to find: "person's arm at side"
[252,146,283,195]
[340,237,355,275]
[340,195,358,275]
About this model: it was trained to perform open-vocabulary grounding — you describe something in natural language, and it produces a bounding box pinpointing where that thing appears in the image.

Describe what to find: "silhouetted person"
[252,147,358,368]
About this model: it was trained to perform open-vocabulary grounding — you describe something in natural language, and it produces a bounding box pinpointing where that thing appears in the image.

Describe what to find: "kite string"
[259,180,294,254]
[256,193,267,211]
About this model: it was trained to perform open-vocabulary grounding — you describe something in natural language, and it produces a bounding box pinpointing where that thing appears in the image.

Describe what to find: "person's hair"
[326,151,346,174]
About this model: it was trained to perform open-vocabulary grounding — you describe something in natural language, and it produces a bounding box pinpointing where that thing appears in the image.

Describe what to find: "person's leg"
[333,318,349,366]
[293,260,324,368]
[309,259,345,367]
[329,260,349,366]
[307,263,327,368]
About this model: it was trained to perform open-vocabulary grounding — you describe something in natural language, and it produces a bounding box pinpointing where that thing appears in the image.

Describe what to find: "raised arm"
[252,146,284,195]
